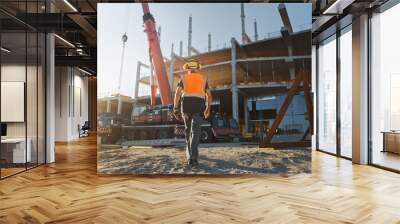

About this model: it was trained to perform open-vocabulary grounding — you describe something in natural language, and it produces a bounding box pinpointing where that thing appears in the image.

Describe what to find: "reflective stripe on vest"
[182,73,206,99]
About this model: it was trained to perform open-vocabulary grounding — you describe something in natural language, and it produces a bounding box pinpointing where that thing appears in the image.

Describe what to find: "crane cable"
[118,33,128,94]
[117,7,131,95]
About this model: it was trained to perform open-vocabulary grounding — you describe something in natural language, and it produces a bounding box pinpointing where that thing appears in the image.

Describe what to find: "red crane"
[141,3,173,105]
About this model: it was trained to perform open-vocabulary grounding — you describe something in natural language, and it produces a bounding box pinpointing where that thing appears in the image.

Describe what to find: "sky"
[97,3,311,98]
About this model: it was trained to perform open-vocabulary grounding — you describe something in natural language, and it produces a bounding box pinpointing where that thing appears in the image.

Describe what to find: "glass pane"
[371,4,400,171]
[317,35,337,154]
[340,28,352,158]
[1,31,27,177]
[38,33,45,165]
[27,31,38,169]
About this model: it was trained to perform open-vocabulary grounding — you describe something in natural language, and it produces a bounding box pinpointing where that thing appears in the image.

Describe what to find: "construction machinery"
[98,3,240,145]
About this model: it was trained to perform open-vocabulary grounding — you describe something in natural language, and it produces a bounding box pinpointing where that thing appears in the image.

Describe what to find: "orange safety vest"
[182,72,207,99]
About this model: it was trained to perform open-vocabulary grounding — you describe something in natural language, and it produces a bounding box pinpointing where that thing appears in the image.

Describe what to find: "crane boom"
[142,3,173,105]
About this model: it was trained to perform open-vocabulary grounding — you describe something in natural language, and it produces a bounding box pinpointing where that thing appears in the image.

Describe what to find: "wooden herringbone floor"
[1,136,400,224]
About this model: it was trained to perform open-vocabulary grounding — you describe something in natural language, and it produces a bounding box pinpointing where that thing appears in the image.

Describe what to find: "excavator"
[98,3,240,145]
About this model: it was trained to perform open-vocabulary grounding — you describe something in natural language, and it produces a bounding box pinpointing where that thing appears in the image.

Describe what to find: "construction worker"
[173,59,212,166]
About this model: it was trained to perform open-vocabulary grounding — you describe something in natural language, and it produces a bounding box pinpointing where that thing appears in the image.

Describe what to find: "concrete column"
[169,54,176,89]
[106,98,111,113]
[188,15,192,57]
[55,67,75,141]
[117,96,122,115]
[208,33,211,52]
[352,14,369,164]
[46,1,55,163]
[231,38,239,126]
[259,110,264,141]
[179,41,183,57]
[240,3,246,44]
[289,56,295,80]
[254,19,258,41]
[134,61,141,98]
[244,96,249,133]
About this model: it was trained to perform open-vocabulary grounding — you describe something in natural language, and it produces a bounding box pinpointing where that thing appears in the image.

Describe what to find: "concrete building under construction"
[129,3,312,142]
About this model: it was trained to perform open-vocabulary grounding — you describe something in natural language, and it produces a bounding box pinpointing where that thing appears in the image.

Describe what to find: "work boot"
[192,160,199,166]
[187,159,199,167]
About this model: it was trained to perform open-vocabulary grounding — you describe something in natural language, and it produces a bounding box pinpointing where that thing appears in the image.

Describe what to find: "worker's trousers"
[182,113,203,162]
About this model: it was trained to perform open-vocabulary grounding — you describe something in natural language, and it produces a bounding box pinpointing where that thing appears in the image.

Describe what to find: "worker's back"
[179,72,208,116]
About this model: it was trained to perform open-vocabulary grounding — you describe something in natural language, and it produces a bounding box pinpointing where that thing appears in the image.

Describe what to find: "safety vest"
[182,72,206,99]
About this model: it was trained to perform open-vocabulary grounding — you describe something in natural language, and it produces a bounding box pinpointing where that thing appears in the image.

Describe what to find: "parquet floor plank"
[0,136,400,223]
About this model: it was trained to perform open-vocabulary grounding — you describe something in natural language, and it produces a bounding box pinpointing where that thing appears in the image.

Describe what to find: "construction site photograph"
[97,3,312,175]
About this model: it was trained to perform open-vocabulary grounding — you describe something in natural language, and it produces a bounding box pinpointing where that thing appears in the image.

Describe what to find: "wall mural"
[97,3,312,175]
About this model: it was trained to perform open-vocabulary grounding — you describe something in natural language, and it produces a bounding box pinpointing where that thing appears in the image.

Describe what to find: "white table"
[1,138,31,163]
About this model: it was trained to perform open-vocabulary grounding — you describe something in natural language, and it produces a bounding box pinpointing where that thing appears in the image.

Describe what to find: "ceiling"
[1,0,394,74]
[311,0,390,43]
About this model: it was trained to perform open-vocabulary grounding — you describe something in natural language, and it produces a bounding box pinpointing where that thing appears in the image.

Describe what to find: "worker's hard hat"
[183,60,201,71]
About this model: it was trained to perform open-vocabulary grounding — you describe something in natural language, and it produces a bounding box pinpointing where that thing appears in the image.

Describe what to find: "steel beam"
[260,71,304,147]
[278,3,293,33]
[172,55,311,74]
[238,55,311,63]
[55,56,96,70]
[67,13,97,39]
[323,0,356,15]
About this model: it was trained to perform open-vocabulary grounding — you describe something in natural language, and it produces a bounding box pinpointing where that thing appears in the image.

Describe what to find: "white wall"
[55,67,89,141]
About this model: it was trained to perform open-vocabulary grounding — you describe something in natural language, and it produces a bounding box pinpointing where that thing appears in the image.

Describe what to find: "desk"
[382,131,400,154]
[1,138,31,163]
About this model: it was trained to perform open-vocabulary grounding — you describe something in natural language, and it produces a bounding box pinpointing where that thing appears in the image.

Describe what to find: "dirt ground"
[97,143,311,175]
